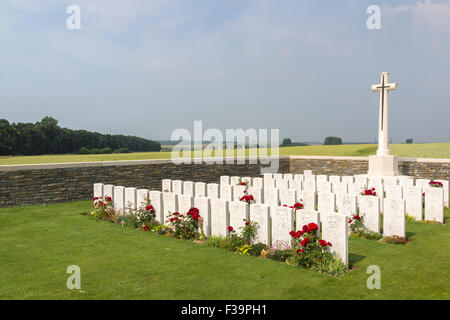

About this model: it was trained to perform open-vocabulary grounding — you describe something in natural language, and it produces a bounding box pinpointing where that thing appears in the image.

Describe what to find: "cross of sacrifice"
[371,72,397,156]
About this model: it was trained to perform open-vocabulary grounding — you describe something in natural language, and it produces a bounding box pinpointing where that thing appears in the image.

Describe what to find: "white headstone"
[416,179,431,190]
[294,174,304,181]
[149,190,164,222]
[220,184,233,201]
[172,180,183,194]
[317,181,332,194]
[125,187,137,213]
[194,197,211,237]
[210,199,229,237]
[228,201,249,234]
[252,177,264,189]
[337,194,357,217]
[230,176,241,186]
[322,212,348,265]
[93,183,104,199]
[342,176,354,184]
[178,194,194,214]
[399,178,414,189]
[289,179,302,192]
[162,192,178,223]
[435,180,449,208]
[303,180,316,193]
[113,186,125,214]
[295,209,320,234]
[369,177,382,186]
[272,206,294,246]
[275,179,289,190]
[273,173,283,180]
[103,184,114,200]
[207,183,220,199]
[383,199,405,238]
[298,191,316,211]
[355,175,368,187]
[233,185,247,202]
[384,185,403,200]
[249,204,271,245]
[424,187,444,223]
[183,181,195,196]
[329,176,341,183]
[304,170,313,176]
[136,189,149,210]
[264,178,276,189]
[318,192,336,219]
[241,177,252,186]
[194,182,207,197]
[162,179,172,192]
[220,175,230,185]
[264,188,279,207]
[404,186,422,221]
[247,186,263,204]
[316,175,328,184]
[279,189,296,207]
[304,174,316,182]
[332,182,348,194]
[283,173,293,180]
[358,196,380,233]
[348,183,364,196]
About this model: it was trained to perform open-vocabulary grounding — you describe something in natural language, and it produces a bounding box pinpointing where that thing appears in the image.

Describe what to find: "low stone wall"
[0,156,448,208]
[0,158,289,208]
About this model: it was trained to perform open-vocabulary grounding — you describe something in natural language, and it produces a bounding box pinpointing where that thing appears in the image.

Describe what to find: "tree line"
[0,117,161,156]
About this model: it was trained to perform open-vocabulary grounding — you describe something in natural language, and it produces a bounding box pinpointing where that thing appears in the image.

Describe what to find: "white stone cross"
[371,72,397,156]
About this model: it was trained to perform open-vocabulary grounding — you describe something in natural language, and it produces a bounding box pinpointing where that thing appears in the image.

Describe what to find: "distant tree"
[281,138,293,147]
[323,136,343,145]
[0,117,161,155]
[405,139,413,144]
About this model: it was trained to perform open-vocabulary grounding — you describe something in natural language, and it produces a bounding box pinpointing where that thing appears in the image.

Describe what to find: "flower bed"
[89,198,348,276]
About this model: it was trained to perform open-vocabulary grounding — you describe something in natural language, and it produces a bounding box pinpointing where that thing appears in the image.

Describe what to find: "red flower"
[245,221,250,226]
[105,197,112,202]
[93,197,98,201]
[302,225,309,233]
[327,241,332,247]
[297,248,305,255]
[353,214,360,220]
[300,237,310,247]
[289,230,296,237]
[146,205,154,212]
[143,225,150,231]
[308,223,318,231]
[227,226,234,232]
[319,239,328,247]
[348,219,353,224]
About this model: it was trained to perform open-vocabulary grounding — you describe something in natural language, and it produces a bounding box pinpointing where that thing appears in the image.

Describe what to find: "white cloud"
[384,0,450,37]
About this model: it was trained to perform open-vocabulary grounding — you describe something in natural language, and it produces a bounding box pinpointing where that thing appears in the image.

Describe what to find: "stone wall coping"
[0,155,449,172]
[0,156,289,172]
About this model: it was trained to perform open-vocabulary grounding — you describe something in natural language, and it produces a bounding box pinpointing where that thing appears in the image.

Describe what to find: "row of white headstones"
[93,180,350,265]
[93,172,447,266]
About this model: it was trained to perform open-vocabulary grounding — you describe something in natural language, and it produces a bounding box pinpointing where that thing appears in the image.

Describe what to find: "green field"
[0,201,449,300]
[0,143,449,165]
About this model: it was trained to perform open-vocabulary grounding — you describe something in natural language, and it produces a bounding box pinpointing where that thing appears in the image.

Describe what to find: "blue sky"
[1,0,449,143]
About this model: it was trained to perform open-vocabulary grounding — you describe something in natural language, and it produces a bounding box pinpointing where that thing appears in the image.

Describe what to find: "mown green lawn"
[0,143,449,165]
[0,201,449,300]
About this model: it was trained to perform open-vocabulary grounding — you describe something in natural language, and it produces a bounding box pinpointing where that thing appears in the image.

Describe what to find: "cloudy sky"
[1,0,449,143]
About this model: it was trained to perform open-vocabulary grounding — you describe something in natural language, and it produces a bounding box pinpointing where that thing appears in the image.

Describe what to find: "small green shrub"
[204,236,223,248]
[113,147,131,153]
